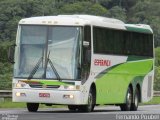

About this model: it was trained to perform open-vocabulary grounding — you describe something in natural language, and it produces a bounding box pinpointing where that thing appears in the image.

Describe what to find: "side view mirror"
[83,41,89,48]
[8,44,16,64]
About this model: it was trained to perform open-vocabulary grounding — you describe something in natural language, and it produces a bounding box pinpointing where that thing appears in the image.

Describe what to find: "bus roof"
[19,15,153,34]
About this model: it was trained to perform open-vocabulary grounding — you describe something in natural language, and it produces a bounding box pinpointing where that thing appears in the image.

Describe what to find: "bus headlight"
[64,85,80,90]
[64,85,75,90]
[63,94,74,99]
[15,82,26,88]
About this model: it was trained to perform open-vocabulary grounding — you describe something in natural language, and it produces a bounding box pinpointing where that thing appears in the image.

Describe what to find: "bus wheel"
[120,87,132,111]
[68,105,77,111]
[131,88,139,111]
[78,89,95,112]
[27,103,39,112]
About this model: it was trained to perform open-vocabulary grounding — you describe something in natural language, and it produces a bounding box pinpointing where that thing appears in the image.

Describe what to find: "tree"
[109,6,126,22]
[0,41,13,90]
[155,47,160,67]
[59,2,108,16]
[0,0,61,41]
[154,66,160,90]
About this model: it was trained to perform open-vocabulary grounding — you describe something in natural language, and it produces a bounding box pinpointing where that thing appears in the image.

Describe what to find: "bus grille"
[29,84,60,88]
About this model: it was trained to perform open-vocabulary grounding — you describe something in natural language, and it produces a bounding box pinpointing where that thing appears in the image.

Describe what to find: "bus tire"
[78,89,95,112]
[27,103,39,112]
[131,88,139,111]
[120,87,132,111]
[68,105,77,111]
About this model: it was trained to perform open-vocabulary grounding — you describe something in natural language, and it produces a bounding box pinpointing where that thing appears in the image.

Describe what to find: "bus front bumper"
[12,89,85,105]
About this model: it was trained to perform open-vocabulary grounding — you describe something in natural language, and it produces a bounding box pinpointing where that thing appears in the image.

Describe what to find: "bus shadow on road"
[35,106,143,114]
[36,109,122,114]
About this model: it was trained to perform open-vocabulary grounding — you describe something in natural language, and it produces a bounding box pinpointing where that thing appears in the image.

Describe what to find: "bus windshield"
[14,25,81,80]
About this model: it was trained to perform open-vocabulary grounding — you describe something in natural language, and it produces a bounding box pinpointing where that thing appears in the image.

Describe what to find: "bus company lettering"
[94,59,111,66]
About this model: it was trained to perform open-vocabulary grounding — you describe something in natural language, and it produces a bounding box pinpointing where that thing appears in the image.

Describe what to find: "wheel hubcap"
[127,90,132,108]
[135,93,138,107]
[88,93,92,110]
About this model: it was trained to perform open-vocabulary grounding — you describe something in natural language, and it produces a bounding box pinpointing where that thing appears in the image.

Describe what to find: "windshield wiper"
[27,52,61,81]
[27,57,43,80]
[46,51,61,81]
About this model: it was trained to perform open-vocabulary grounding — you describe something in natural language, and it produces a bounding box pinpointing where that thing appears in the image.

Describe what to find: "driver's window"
[81,25,91,84]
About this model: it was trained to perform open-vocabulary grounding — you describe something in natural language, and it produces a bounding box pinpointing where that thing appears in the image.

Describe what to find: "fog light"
[16,92,21,97]
[16,92,26,97]
[16,83,21,88]
[69,95,74,99]
[63,94,74,99]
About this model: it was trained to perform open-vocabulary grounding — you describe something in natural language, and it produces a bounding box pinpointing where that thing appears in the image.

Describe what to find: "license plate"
[39,93,50,98]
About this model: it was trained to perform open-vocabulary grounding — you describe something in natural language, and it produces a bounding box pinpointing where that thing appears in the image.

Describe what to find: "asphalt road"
[0,105,160,120]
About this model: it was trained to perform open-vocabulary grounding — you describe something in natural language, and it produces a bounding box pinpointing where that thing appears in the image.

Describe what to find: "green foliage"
[0,62,12,90]
[154,66,160,91]
[108,6,126,22]
[155,47,160,67]
[59,2,108,16]
[154,47,160,90]
[142,96,160,105]
[0,41,14,62]
[0,41,13,89]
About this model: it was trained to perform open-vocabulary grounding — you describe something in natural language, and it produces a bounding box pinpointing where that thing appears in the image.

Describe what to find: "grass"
[0,97,160,108]
[141,96,160,105]
[0,98,66,108]
[0,98,26,108]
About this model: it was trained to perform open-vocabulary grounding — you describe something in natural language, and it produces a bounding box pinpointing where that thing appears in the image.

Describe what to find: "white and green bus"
[9,15,154,112]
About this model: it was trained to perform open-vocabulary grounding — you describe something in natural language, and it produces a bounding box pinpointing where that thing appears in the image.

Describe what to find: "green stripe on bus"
[125,26,152,34]
[22,80,74,86]
[95,59,153,104]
